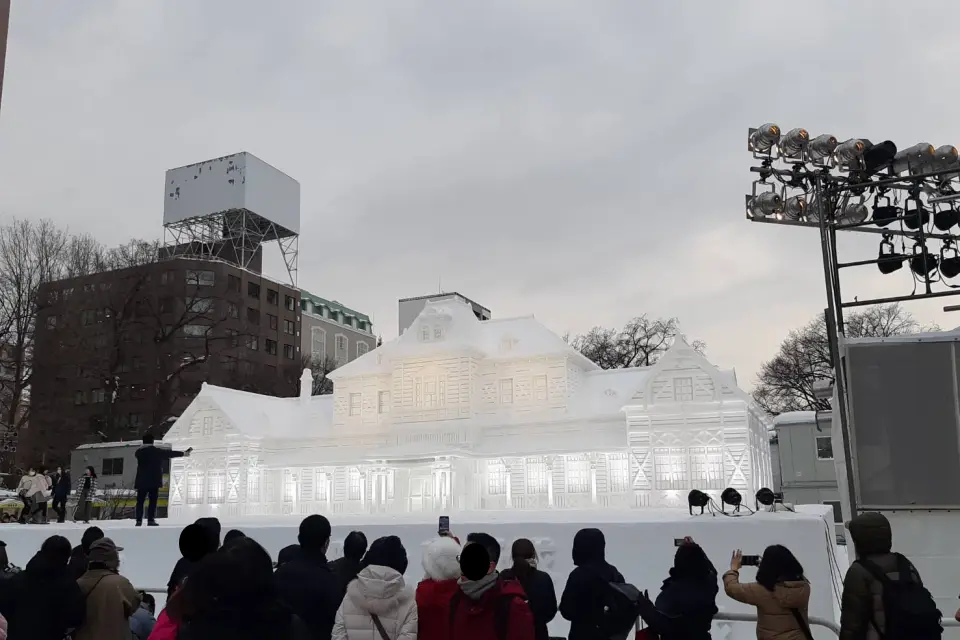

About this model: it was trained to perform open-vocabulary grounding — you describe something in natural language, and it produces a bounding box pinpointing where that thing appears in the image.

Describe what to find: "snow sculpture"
[163,299,772,520]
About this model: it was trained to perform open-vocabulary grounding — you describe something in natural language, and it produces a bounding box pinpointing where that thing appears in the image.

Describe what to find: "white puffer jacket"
[332,565,418,640]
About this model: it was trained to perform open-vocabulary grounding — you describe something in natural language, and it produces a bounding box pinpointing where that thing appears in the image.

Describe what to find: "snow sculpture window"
[300,469,314,502]
[487,460,507,495]
[207,471,225,504]
[533,375,548,401]
[608,454,629,493]
[186,472,204,505]
[247,469,260,502]
[500,379,514,404]
[654,447,687,490]
[349,393,361,416]
[378,391,390,414]
[311,327,326,360]
[565,457,590,493]
[349,468,362,501]
[434,326,443,339]
[690,446,724,490]
[415,377,445,409]
[283,471,296,503]
[526,458,549,494]
[673,377,694,402]
[386,471,395,499]
[420,326,430,341]
[816,436,834,460]
[202,416,213,437]
[316,471,330,502]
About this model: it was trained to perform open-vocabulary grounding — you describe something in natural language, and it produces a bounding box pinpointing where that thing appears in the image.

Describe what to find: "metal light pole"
[0,0,9,115]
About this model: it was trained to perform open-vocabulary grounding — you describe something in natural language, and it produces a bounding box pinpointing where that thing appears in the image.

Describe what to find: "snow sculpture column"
[590,458,598,506]
[360,471,366,511]
[546,456,555,507]
[324,471,332,511]
[505,462,513,509]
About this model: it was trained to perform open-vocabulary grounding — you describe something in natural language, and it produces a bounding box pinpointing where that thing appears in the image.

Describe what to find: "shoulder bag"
[790,609,814,640]
[370,614,391,640]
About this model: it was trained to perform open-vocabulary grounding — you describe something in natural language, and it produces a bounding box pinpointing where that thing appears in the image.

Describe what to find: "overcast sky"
[2,1,959,387]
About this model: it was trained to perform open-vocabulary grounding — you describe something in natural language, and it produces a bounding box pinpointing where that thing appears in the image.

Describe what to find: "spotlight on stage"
[720,488,743,514]
[941,243,960,279]
[878,236,903,275]
[806,134,838,164]
[748,123,780,154]
[910,243,939,277]
[755,487,783,510]
[688,489,711,516]
[778,128,809,159]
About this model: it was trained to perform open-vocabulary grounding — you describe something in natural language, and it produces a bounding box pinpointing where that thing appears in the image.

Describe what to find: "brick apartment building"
[25,257,301,467]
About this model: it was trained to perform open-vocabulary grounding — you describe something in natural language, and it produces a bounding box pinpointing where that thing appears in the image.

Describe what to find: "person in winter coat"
[839,512,923,640]
[130,592,156,640]
[332,535,418,640]
[723,545,812,640]
[223,529,246,548]
[559,528,625,640]
[74,538,141,640]
[134,433,191,526]
[68,526,105,581]
[16,467,49,524]
[167,536,311,640]
[329,530,368,601]
[51,466,71,523]
[450,539,535,640]
[73,466,98,524]
[277,543,301,568]
[275,514,341,639]
[0,535,85,640]
[416,536,462,640]
[167,521,220,598]
[500,538,557,640]
[0,542,21,581]
[636,537,718,640]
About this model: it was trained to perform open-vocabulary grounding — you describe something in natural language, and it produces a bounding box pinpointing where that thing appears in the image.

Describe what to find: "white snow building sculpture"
[163,299,773,519]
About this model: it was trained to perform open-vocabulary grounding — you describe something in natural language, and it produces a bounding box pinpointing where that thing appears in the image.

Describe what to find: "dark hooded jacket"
[559,528,625,640]
[274,546,340,640]
[328,554,363,601]
[68,526,105,581]
[0,550,86,640]
[637,542,718,639]
[840,512,923,640]
[167,520,221,598]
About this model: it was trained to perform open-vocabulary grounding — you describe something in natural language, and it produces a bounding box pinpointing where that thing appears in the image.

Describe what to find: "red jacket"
[450,578,536,640]
[416,578,460,640]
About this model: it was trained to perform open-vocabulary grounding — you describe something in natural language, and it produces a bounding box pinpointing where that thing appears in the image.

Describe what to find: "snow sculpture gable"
[628,337,738,406]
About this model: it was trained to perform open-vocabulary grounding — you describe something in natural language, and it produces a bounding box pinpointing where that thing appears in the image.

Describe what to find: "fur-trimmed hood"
[421,537,461,581]
[346,565,414,617]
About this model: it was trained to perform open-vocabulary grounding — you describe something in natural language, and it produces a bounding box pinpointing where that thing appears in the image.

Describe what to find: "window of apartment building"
[84,283,95,293]
[226,329,240,348]
[336,335,347,351]
[91,389,106,404]
[74,391,87,406]
[247,308,260,324]
[266,289,279,305]
[378,391,390,414]
[349,468,362,501]
[248,282,261,299]
[283,344,295,360]
[565,456,590,493]
[358,342,369,358]
[128,413,144,429]
[186,298,214,314]
[246,336,259,351]
[265,339,278,355]
[101,458,124,476]
[160,297,177,314]
[130,385,147,400]
[673,377,694,402]
[45,315,58,330]
[227,303,239,319]
[160,270,174,285]
[311,327,326,359]
[285,295,296,311]
[227,275,241,293]
[268,314,278,330]
[526,458,549,494]
[816,436,834,460]
[499,379,514,404]
[81,310,96,326]
[100,282,112,291]
[283,319,295,335]
[349,393,361,416]
[62,287,74,299]
[186,270,215,287]
[607,454,629,493]
[94,335,108,350]
[132,356,144,371]
[221,356,237,372]
[183,325,209,338]
[487,460,506,495]
[533,375,548,401]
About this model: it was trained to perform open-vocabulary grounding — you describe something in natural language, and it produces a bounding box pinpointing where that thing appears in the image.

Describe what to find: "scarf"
[460,571,499,601]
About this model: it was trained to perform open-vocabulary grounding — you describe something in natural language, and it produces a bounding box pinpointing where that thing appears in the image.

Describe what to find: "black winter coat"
[134,445,185,490]
[636,575,719,639]
[53,472,71,499]
[274,549,340,640]
[501,566,558,640]
[176,609,313,640]
[0,552,86,640]
[560,562,625,640]
[67,545,91,581]
[328,555,362,602]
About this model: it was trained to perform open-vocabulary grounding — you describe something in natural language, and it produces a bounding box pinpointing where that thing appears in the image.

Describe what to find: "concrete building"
[300,290,376,368]
[772,411,841,524]
[398,292,490,335]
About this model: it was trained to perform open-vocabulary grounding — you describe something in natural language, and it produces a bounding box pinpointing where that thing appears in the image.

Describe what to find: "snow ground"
[0,505,841,640]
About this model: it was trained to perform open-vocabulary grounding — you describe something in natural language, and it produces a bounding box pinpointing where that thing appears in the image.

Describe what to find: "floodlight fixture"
[688,489,711,515]
[837,201,868,225]
[871,198,900,228]
[934,204,959,232]
[778,128,809,158]
[940,243,960,279]
[910,243,939,277]
[754,487,783,509]
[720,487,743,513]
[806,134,838,163]
[862,140,898,174]
[933,145,959,171]
[877,236,904,275]
[835,138,867,166]
[892,143,936,175]
[747,192,782,218]
[748,123,781,153]
[903,198,930,230]
[782,195,807,221]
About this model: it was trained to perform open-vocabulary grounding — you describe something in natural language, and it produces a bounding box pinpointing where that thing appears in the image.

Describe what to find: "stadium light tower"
[0,0,9,115]
[745,123,960,519]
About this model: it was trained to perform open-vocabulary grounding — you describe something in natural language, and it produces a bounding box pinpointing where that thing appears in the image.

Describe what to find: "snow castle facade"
[163,299,773,520]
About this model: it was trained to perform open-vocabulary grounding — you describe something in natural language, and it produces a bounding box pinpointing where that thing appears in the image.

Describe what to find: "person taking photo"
[134,433,191,527]
[723,546,812,640]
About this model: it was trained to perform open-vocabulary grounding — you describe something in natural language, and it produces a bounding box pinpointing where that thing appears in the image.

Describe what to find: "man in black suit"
[134,433,192,526]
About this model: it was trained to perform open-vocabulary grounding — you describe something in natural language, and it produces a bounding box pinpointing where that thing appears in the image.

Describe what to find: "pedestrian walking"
[73,466,98,524]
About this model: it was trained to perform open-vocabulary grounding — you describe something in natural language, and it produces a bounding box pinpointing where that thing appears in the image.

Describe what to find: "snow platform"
[0,506,843,639]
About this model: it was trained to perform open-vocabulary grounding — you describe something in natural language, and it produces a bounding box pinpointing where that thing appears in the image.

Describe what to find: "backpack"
[857,553,942,639]
[601,581,642,640]
[449,588,524,640]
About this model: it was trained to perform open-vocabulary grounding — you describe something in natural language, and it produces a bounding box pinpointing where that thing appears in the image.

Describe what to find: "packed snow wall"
[0,507,842,639]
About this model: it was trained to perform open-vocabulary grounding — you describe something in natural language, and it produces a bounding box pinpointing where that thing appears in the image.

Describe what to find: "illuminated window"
[424,380,437,408]
[565,457,590,493]
[186,472,204,505]
[654,447,687,490]
[525,458,549,494]
[349,393,361,416]
[283,471,296,503]
[378,391,390,414]
[487,460,506,495]
[673,377,694,402]
[415,377,445,409]
[300,469,314,502]
[202,416,213,436]
[207,471,225,504]
[608,454,629,492]
[689,446,724,490]
[533,375,548,401]
[349,468,362,501]
[316,471,330,502]
[500,379,514,404]
[247,469,260,502]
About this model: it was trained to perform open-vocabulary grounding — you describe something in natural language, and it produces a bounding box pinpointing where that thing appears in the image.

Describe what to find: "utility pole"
[0,0,8,114]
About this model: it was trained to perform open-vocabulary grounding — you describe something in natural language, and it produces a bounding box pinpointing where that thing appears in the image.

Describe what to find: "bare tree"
[752,303,937,415]
[569,315,706,369]
[300,353,337,395]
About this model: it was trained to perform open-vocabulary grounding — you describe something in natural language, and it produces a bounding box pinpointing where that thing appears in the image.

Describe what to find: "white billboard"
[162,152,300,235]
